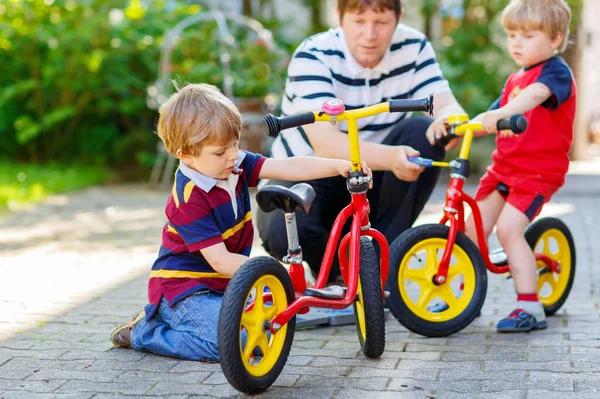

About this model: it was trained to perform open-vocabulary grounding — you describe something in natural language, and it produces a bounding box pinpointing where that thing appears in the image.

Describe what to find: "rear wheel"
[353,237,385,358]
[525,217,575,315]
[387,224,487,337]
[218,257,295,394]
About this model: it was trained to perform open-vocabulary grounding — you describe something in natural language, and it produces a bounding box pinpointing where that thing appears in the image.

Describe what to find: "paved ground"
[1,165,599,398]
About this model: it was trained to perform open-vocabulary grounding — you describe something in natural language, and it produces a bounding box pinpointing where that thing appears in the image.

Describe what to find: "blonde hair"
[502,0,571,52]
[157,83,242,157]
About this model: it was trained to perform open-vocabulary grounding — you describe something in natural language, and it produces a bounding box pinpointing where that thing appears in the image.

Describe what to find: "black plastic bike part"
[264,112,316,138]
[450,158,471,179]
[346,170,369,193]
[434,132,459,147]
[497,114,528,134]
[255,183,316,215]
[389,94,433,116]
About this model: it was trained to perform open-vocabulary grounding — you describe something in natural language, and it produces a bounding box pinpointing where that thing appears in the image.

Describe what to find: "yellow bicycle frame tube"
[452,120,484,161]
[311,103,392,172]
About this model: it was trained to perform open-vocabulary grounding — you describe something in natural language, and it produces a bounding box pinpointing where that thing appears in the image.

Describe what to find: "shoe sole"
[497,320,548,333]
[110,311,145,348]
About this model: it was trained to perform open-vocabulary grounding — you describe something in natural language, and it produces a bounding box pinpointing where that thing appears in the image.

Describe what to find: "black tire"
[353,237,385,358]
[218,256,295,394]
[387,224,487,337]
[525,217,576,316]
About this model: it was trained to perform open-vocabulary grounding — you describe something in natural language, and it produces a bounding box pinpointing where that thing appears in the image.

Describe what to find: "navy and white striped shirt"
[271,24,451,158]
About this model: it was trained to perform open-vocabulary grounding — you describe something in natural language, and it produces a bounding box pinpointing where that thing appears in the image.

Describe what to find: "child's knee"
[496,217,525,244]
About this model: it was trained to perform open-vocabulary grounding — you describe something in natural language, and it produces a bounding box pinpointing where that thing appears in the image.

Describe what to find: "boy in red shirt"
[468,0,575,332]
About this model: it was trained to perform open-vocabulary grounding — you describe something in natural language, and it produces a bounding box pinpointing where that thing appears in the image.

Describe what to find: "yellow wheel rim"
[534,228,571,306]
[240,275,289,377]
[398,238,476,322]
[355,277,366,340]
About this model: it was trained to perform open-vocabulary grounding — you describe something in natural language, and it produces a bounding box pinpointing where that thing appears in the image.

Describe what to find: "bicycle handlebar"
[435,114,528,147]
[264,96,433,138]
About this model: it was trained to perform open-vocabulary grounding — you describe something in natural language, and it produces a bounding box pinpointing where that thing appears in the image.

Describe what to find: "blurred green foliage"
[0,161,110,209]
[0,0,287,167]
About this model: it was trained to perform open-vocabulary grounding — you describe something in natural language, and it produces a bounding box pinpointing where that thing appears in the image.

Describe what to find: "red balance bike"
[386,114,576,337]
[217,96,433,393]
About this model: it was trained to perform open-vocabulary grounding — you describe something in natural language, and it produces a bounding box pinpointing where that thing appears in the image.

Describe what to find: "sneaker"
[496,308,547,333]
[110,310,145,348]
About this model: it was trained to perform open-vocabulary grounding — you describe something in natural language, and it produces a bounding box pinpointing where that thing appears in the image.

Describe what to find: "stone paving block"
[0,356,11,367]
[379,350,441,361]
[438,369,526,382]
[388,377,480,393]
[435,392,527,399]
[94,395,188,399]
[285,355,313,366]
[571,373,600,392]
[484,360,573,373]
[146,381,239,397]
[526,389,599,399]
[0,393,94,399]
[115,370,211,384]
[58,349,146,362]
[0,341,34,350]
[288,347,359,359]
[0,379,67,392]
[0,368,32,380]
[483,375,574,392]
[29,341,114,352]
[86,358,179,373]
[441,351,526,362]
[0,348,68,360]
[244,386,336,399]
[54,380,155,395]
[167,360,220,373]
[309,356,398,369]
[292,339,327,350]
[335,388,426,399]
[396,359,482,371]
[25,369,123,383]
[404,343,487,353]
[281,364,351,378]
[0,358,93,372]
[348,366,438,380]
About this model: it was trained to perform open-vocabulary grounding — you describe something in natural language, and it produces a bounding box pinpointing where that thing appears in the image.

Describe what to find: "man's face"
[339,7,399,69]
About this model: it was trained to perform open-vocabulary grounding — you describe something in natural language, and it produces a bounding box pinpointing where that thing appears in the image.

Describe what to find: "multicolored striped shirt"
[144,150,266,319]
[271,24,451,158]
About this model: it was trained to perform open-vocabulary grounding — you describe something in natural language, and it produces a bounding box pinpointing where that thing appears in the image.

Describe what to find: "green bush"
[0,0,288,167]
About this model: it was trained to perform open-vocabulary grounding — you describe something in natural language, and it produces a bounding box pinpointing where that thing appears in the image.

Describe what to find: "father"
[257,0,465,282]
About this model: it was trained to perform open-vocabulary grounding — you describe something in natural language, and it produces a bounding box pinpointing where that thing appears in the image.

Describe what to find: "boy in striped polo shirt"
[258,0,465,283]
[110,84,371,361]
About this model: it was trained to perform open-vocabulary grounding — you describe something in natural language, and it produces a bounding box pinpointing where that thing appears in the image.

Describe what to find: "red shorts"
[474,173,559,221]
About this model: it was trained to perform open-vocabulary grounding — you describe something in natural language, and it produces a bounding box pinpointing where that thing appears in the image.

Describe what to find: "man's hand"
[426,117,460,150]
[340,160,374,188]
[391,146,425,182]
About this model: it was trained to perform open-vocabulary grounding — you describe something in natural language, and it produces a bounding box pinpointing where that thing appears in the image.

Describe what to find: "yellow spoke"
[256,333,271,355]
[441,286,459,307]
[403,267,427,283]
[447,265,463,280]
[241,311,258,328]
[243,333,259,360]
[541,238,550,256]
[264,305,278,321]
[425,247,440,273]
[416,286,434,308]
[254,285,265,310]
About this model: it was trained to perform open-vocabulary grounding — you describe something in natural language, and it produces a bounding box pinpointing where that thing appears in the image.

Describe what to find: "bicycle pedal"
[304,285,346,300]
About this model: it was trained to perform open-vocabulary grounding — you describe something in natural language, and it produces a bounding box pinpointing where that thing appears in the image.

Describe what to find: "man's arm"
[303,122,424,182]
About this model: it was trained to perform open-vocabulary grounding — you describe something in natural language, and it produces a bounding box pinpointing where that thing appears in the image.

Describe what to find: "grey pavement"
[1,164,599,398]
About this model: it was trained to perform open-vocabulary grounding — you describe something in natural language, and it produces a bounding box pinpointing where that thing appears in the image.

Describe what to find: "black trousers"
[256,115,444,281]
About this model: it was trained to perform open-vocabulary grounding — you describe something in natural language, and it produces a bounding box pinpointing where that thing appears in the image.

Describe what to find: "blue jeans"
[131,291,221,361]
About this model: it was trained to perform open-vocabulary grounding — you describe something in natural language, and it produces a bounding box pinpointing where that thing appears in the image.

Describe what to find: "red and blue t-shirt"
[487,56,576,190]
[144,150,265,319]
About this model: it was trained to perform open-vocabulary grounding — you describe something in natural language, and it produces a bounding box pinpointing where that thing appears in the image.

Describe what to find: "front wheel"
[525,217,576,316]
[353,237,385,358]
[387,224,487,337]
[218,257,295,394]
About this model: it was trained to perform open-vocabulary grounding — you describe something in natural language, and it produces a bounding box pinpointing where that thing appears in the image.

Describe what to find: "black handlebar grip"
[496,114,528,134]
[264,112,316,138]
[389,94,434,116]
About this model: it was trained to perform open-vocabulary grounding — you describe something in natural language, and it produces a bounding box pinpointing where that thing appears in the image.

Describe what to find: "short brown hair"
[338,0,402,20]
[157,83,242,157]
[502,0,571,52]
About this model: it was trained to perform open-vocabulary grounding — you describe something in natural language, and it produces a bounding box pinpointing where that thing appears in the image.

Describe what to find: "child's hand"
[340,161,374,189]
[482,110,513,137]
